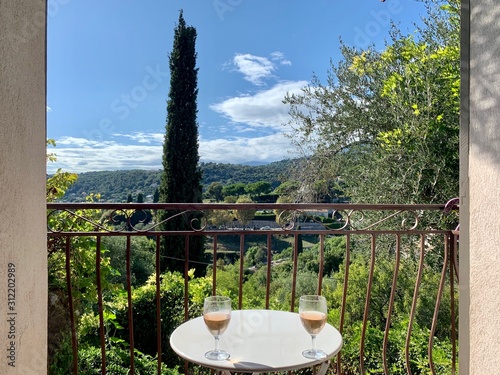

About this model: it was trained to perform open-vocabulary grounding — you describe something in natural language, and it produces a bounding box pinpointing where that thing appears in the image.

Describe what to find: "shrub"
[77,344,180,375]
[112,271,212,365]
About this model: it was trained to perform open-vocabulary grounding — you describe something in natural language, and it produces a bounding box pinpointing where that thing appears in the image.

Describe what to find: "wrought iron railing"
[47,202,459,375]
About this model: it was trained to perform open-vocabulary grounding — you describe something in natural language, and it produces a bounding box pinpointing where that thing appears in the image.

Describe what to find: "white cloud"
[270,51,292,66]
[210,80,307,130]
[200,133,294,164]
[47,106,52,112]
[46,139,163,174]
[230,52,292,85]
[112,132,164,144]
[56,136,117,148]
[232,53,275,86]
[46,133,296,174]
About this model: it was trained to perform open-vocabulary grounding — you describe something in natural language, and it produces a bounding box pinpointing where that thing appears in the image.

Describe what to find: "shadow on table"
[231,361,275,371]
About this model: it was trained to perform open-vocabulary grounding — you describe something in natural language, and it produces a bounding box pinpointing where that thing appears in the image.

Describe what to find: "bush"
[112,271,212,366]
[338,320,454,375]
[49,335,181,375]
[77,344,180,375]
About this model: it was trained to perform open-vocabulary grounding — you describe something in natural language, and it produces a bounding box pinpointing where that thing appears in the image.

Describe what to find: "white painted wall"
[0,1,47,373]
[461,0,500,374]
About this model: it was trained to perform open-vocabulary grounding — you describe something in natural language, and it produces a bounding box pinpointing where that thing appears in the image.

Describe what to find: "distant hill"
[240,161,269,166]
[60,159,294,202]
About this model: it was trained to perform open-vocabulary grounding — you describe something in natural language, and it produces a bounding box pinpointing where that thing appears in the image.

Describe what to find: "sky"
[46,0,427,174]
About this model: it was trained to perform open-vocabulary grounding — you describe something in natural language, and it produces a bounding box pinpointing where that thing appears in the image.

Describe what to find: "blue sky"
[47,0,426,174]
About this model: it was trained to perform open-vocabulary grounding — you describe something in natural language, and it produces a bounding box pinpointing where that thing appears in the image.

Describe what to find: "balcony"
[47,202,459,375]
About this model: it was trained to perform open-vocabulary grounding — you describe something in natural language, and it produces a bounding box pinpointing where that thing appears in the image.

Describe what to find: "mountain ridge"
[59,159,294,202]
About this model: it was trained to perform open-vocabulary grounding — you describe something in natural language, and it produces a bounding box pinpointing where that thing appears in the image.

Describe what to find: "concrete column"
[462,0,500,373]
[0,1,47,373]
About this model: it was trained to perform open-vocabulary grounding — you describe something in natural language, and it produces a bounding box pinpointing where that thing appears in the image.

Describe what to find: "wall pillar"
[0,1,48,373]
[461,0,500,373]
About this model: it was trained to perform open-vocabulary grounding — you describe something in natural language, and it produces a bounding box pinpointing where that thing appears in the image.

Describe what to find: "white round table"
[169,309,343,374]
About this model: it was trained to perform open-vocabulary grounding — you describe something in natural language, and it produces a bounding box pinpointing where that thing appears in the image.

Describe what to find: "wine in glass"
[203,296,232,360]
[299,295,328,360]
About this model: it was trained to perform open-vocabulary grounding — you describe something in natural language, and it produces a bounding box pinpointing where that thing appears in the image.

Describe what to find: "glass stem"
[311,335,317,351]
[214,335,220,352]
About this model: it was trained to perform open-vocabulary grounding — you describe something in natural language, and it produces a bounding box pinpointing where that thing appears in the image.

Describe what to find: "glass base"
[205,349,230,361]
[302,349,327,360]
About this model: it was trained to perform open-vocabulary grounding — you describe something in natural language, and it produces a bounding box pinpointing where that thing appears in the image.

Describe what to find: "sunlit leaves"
[284,0,459,204]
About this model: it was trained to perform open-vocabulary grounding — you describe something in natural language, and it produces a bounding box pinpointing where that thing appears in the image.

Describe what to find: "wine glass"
[203,296,232,360]
[299,295,328,360]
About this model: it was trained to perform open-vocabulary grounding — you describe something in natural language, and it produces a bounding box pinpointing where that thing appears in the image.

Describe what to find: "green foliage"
[157,12,205,275]
[47,168,79,202]
[224,195,238,203]
[222,182,247,197]
[57,161,292,202]
[206,263,243,303]
[66,343,180,375]
[205,206,235,228]
[325,246,457,374]
[299,236,346,276]
[272,180,300,197]
[274,195,295,227]
[253,211,276,221]
[46,139,78,202]
[339,320,454,375]
[48,196,119,312]
[284,0,459,205]
[54,169,160,202]
[47,196,125,373]
[49,228,456,374]
[245,245,267,268]
[201,160,292,188]
[110,271,213,365]
[160,10,202,210]
[204,181,224,202]
[103,236,156,287]
[246,181,272,197]
[234,195,257,228]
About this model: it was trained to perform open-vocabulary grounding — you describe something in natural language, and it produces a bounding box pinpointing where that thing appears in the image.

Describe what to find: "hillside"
[60,160,294,202]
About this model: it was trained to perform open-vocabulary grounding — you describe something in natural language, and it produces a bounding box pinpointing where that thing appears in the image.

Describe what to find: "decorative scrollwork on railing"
[150,210,203,232]
[102,208,152,231]
[444,197,460,233]
[47,202,455,235]
[276,209,297,230]
[189,214,208,232]
[444,198,459,213]
[47,208,208,234]
[272,207,425,232]
[273,209,339,231]
[356,209,420,231]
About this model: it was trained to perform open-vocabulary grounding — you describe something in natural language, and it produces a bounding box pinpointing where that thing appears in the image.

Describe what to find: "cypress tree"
[158,11,205,275]
[153,188,159,203]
